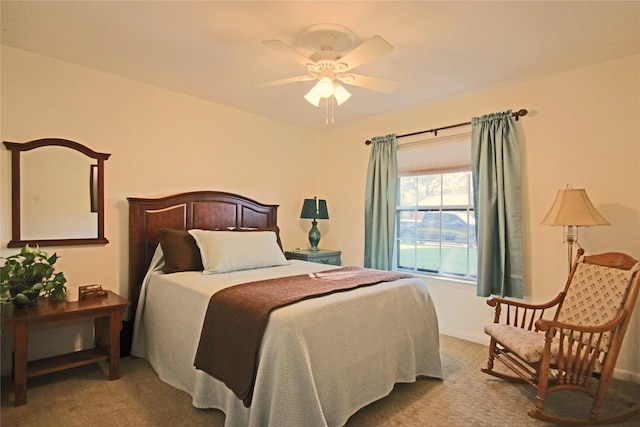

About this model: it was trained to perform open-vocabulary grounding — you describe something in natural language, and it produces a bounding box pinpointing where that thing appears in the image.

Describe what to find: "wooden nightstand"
[285,249,342,266]
[1,290,130,406]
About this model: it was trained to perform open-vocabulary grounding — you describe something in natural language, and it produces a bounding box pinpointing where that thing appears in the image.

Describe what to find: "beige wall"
[319,54,640,380]
[2,46,639,380]
[1,46,319,366]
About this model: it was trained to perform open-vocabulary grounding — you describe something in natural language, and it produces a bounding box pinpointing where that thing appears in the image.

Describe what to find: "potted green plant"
[1,245,67,307]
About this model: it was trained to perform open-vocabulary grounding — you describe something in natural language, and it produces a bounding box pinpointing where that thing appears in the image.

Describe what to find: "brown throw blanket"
[193,266,412,407]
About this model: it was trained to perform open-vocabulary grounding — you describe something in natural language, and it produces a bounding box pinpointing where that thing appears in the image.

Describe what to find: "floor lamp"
[541,187,609,271]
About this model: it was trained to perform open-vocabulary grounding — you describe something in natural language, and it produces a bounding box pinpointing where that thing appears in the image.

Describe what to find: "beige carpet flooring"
[2,335,639,426]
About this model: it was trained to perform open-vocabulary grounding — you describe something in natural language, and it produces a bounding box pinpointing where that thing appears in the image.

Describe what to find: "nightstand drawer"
[311,253,341,265]
[285,249,342,266]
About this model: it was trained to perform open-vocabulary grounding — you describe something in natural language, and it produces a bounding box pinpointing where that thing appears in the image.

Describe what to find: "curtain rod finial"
[515,109,528,120]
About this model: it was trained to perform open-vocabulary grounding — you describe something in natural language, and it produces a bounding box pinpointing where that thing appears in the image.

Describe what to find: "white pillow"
[188,229,289,274]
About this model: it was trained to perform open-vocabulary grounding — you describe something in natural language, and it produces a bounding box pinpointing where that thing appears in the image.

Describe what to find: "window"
[396,171,477,280]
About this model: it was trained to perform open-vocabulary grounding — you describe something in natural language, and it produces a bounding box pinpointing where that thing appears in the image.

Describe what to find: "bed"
[128,191,442,427]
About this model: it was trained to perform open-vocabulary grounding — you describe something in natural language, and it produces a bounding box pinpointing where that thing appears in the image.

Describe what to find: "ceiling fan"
[256,24,400,107]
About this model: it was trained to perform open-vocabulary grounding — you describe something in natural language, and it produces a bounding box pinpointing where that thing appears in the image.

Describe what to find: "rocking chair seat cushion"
[484,323,548,363]
[484,323,605,372]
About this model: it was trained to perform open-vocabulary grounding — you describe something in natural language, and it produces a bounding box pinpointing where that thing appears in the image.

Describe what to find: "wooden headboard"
[127,191,279,317]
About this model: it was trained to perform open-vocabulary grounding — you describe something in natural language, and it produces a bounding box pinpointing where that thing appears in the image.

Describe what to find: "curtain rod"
[364,109,528,145]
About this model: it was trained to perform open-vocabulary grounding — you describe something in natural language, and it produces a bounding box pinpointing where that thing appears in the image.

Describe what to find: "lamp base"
[308,219,321,251]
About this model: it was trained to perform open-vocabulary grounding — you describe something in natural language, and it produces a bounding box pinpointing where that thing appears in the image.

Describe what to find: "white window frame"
[395,170,477,281]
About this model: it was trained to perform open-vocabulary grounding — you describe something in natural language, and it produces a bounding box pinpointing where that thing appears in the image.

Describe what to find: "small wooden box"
[79,284,108,300]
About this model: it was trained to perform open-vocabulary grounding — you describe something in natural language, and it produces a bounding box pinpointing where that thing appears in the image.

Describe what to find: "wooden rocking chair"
[482,249,640,425]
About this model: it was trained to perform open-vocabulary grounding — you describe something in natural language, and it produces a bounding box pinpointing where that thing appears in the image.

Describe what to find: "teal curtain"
[471,111,523,298]
[364,134,398,270]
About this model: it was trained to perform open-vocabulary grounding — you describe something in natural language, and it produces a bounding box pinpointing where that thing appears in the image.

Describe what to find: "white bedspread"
[131,255,442,427]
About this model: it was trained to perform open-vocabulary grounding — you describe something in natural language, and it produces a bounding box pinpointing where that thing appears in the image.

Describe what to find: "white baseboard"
[612,368,640,383]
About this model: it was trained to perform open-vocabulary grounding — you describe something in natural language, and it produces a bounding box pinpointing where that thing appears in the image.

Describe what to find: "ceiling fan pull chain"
[331,96,335,124]
[325,98,329,125]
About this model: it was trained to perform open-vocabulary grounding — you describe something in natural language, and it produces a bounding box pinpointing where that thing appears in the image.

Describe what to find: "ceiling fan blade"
[338,74,400,94]
[338,35,393,71]
[261,40,312,67]
[254,75,316,88]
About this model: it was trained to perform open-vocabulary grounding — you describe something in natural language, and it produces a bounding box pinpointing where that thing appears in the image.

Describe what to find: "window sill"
[401,270,476,289]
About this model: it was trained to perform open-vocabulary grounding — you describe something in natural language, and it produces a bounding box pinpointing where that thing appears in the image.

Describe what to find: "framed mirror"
[4,138,111,247]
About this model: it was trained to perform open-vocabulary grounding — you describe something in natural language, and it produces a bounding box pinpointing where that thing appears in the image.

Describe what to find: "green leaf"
[13,293,30,304]
[47,253,59,264]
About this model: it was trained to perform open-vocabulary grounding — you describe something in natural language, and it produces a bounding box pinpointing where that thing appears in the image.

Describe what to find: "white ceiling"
[2,1,639,130]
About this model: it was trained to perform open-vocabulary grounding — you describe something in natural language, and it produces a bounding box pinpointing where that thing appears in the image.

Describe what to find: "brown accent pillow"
[156,228,204,273]
[230,226,283,251]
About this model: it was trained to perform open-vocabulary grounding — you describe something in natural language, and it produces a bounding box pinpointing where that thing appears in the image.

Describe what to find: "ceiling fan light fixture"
[315,76,335,98]
[260,26,398,121]
[304,86,321,106]
[333,84,351,105]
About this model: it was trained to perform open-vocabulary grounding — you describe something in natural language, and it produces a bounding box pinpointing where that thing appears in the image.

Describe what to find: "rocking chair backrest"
[556,252,640,351]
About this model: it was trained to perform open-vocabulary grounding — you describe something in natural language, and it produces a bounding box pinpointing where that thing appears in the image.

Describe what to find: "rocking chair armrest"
[486,292,564,310]
[535,310,627,334]
[487,293,565,329]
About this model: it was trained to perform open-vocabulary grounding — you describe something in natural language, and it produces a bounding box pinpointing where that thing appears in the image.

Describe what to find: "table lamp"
[300,197,329,251]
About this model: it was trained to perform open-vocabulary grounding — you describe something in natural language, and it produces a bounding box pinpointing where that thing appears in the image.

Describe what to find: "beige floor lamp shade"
[541,188,609,270]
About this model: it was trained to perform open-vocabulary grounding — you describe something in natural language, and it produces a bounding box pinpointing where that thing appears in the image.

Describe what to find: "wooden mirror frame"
[3,138,111,247]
